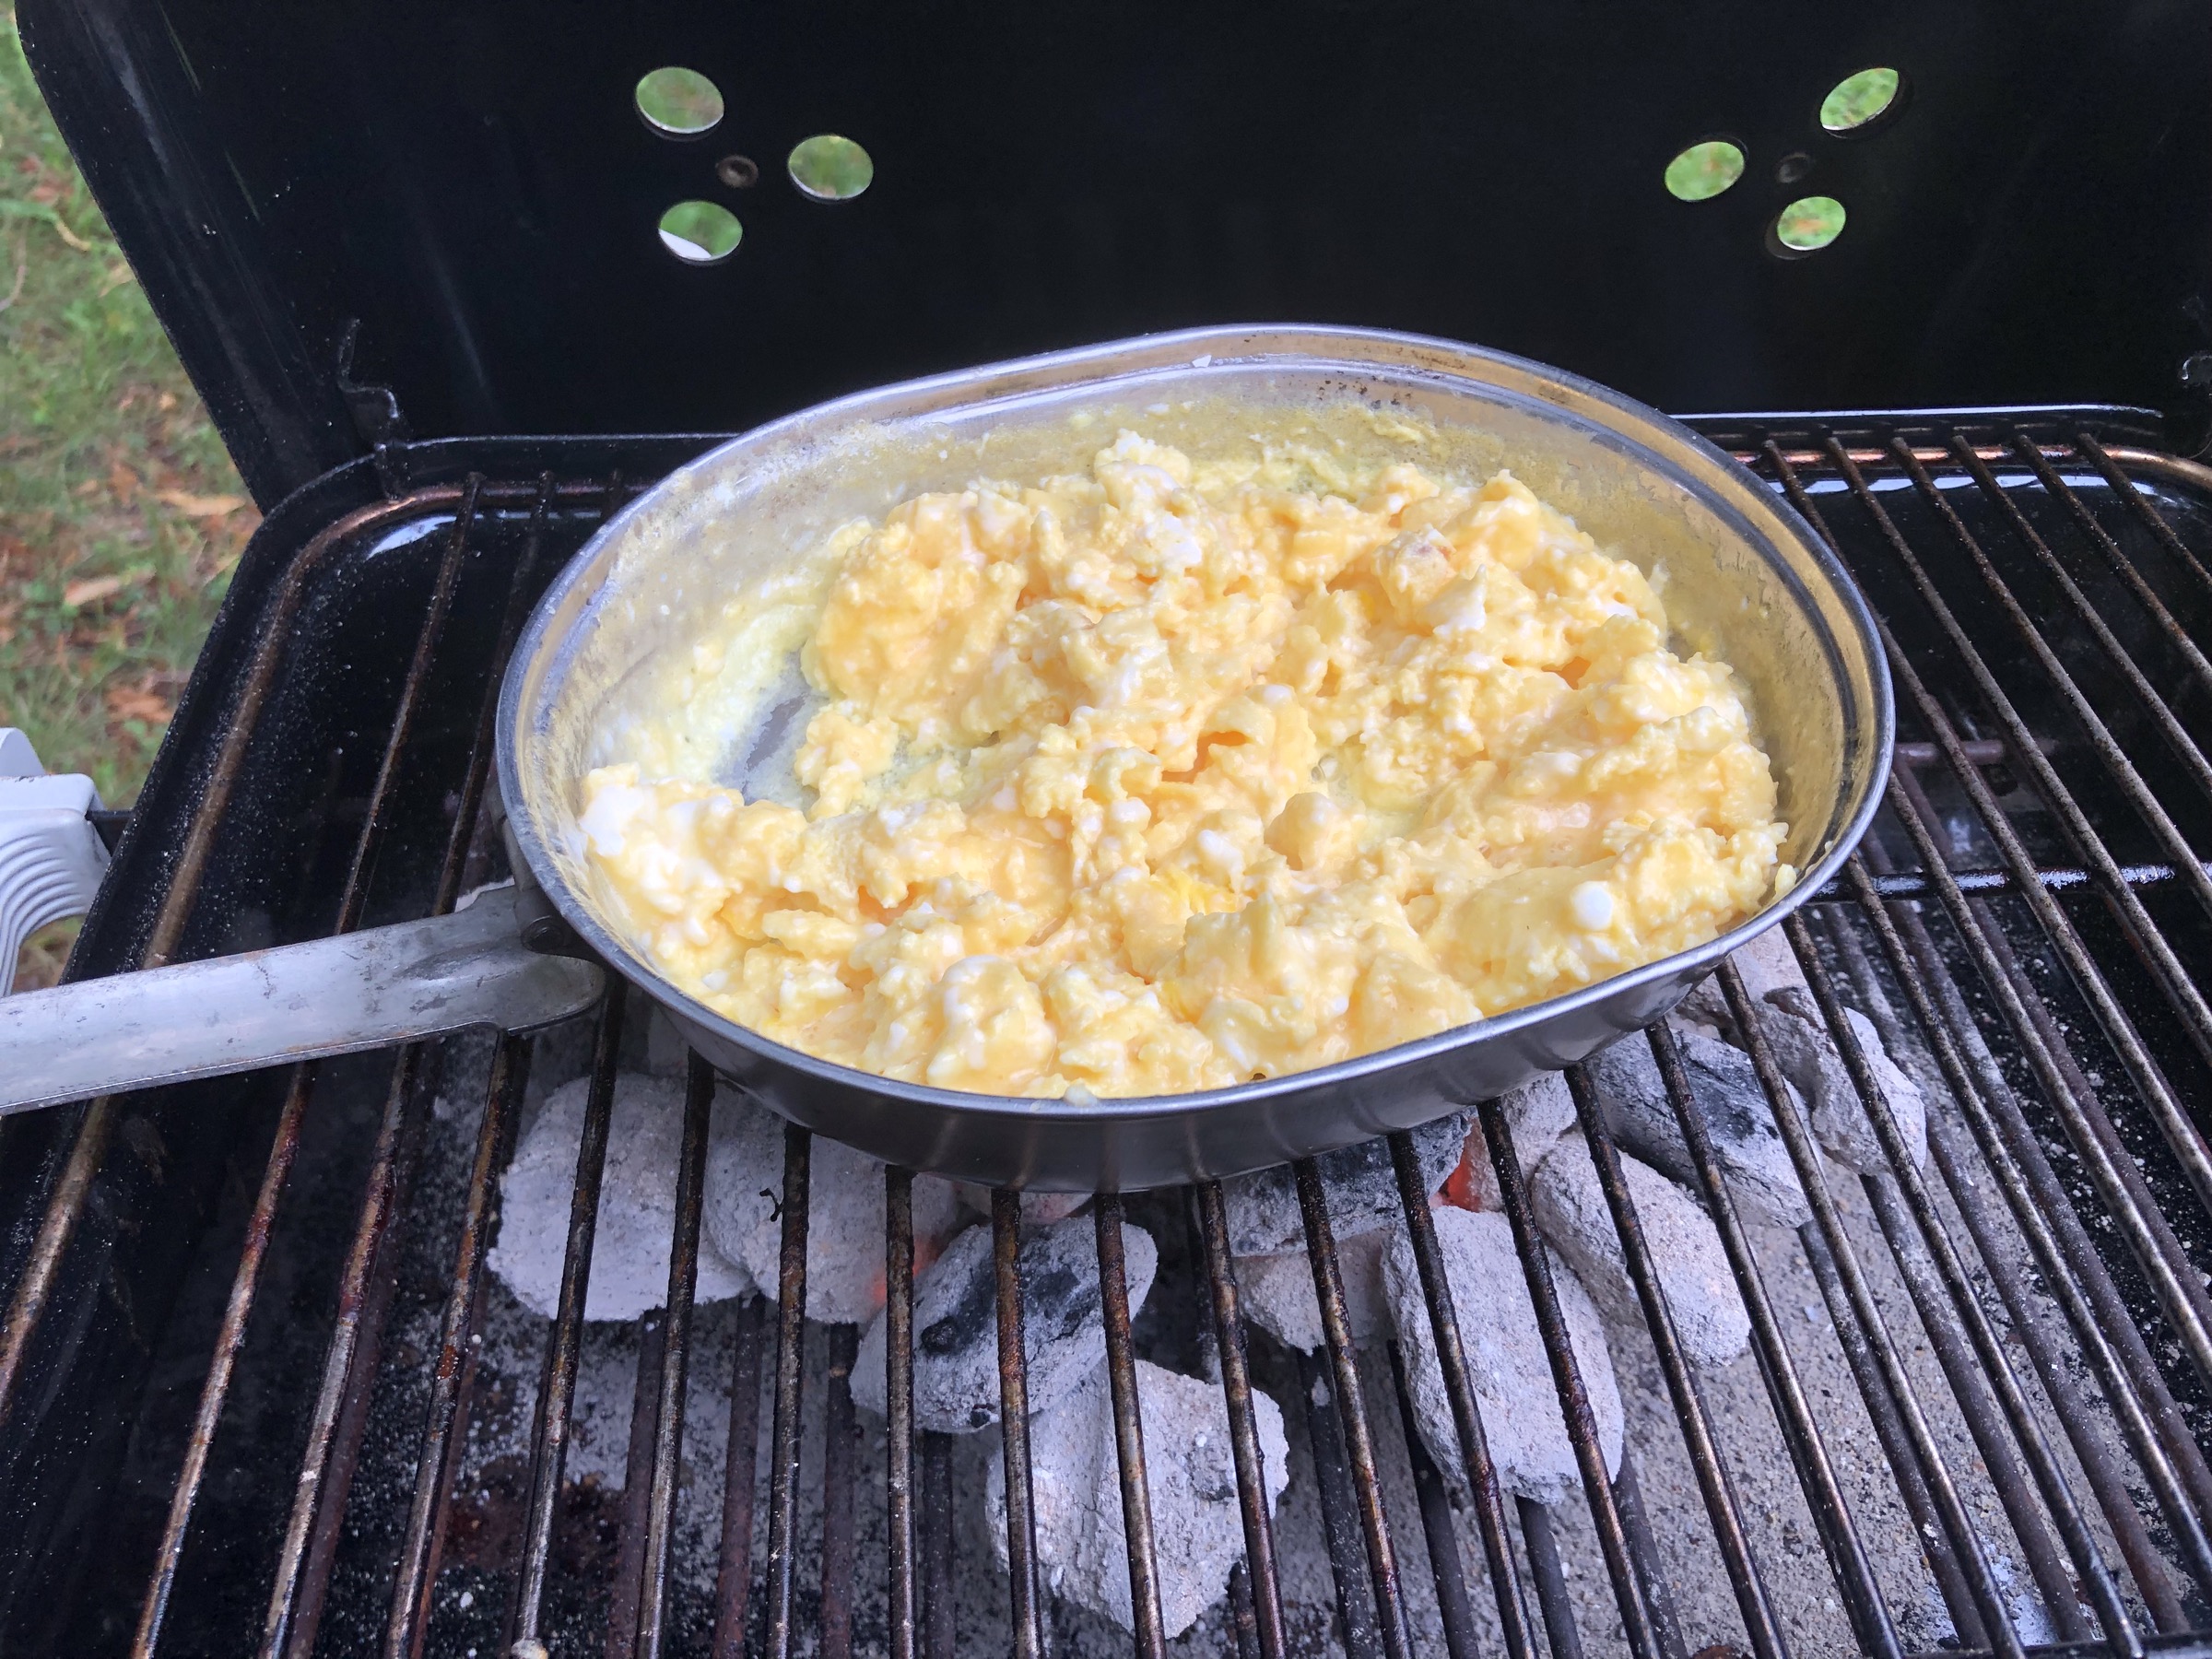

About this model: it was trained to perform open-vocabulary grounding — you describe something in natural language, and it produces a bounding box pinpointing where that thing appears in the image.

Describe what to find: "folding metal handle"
[0,883,605,1114]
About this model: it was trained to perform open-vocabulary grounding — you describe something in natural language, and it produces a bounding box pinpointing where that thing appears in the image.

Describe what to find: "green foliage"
[0,10,253,983]
[0,9,252,810]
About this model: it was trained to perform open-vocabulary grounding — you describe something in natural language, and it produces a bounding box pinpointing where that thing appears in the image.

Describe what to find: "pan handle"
[0,883,605,1115]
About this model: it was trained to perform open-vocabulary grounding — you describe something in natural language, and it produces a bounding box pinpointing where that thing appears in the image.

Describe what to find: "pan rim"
[497,321,1894,1127]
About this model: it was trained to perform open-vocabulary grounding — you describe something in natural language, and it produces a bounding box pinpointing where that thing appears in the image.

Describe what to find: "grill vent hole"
[1664,139,1745,202]
[789,135,875,200]
[1771,195,1846,256]
[1820,67,1901,134]
[658,200,744,264]
[635,67,724,137]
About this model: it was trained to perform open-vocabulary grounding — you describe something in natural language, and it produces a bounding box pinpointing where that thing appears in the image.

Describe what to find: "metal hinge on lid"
[0,729,111,994]
[335,318,413,498]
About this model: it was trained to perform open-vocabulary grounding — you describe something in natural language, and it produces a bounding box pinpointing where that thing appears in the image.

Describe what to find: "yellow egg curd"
[579,432,1789,1098]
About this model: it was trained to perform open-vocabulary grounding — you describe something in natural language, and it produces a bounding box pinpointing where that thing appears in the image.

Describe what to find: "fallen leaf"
[155,489,245,520]
[157,391,178,412]
[26,182,58,206]
[105,683,175,724]
[62,575,124,606]
[108,461,139,502]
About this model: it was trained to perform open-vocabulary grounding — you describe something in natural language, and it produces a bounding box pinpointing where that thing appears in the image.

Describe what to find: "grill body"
[17,2,2212,501]
[6,418,2212,1658]
[12,5,2212,1656]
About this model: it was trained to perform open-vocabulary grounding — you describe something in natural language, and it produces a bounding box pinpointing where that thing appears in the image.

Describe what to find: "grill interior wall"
[1,426,2211,1657]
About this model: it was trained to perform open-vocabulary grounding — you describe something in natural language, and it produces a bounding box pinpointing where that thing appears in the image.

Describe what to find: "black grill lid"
[20,0,2212,504]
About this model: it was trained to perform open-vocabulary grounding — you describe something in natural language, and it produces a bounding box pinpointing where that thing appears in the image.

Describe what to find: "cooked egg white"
[580,432,1789,1097]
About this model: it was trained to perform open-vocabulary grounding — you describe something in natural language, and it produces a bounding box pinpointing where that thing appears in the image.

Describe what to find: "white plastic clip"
[0,728,110,994]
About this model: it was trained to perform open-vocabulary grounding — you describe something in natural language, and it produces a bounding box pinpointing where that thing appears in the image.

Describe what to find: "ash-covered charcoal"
[985,1358,1290,1638]
[1758,986,1928,1174]
[703,1093,960,1325]
[1528,1134,1750,1367]
[1235,1226,1391,1353]
[1583,1026,1811,1229]
[952,1184,1088,1226]
[1441,1073,1578,1211]
[1383,1206,1623,1506]
[852,1212,1159,1430]
[1223,1110,1469,1256]
[1679,927,1807,1032]
[488,1073,751,1323]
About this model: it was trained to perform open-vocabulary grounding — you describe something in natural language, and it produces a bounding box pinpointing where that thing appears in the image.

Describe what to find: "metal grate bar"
[761,1125,811,1659]
[1858,796,2212,1574]
[1293,1159,1415,1659]
[381,1030,532,1659]
[991,1189,1045,1659]
[1723,967,2030,1656]
[505,981,628,1655]
[712,1297,769,1659]
[1516,1497,1584,1659]
[1854,1171,2088,1636]
[1385,1341,1482,1659]
[1388,1132,1537,1658]
[260,478,494,1659]
[1915,666,2212,1379]
[819,1323,861,1659]
[1296,1344,1384,1659]
[1093,1193,1167,1659]
[1921,441,2212,822]
[1800,1209,1989,1645]
[608,1309,669,1659]
[1643,1019,1905,1659]
[1226,1559,1260,1659]
[1193,1180,1289,1659]
[1480,1095,1663,1659]
[1562,1065,1787,1659]
[1768,449,2212,1380]
[2007,435,2212,692]
[632,1052,716,1659]
[1789,919,2142,1649]
[887,1171,920,1659]
[1848,859,2212,902]
[2072,429,2212,602]
[921,1431,957,1659]
[1890,736,2212,1393]
[1610,1455,1688,1659]
[1828,440,2212,1093]
[0,479,594,1451]
[112,473,481,1653]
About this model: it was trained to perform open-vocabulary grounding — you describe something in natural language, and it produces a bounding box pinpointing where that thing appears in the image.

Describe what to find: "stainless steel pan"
[2,326,1892,1190]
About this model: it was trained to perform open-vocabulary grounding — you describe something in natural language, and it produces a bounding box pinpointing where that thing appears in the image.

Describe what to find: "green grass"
[1,9,250,983]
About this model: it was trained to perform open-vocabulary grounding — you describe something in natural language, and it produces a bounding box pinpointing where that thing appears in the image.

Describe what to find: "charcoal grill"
[7,5,2212,1657]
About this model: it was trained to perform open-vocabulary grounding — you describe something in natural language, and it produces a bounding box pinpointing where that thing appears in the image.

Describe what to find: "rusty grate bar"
[761,1125,810,1659]
[1293,1157,1415,1659]
[1766,448,2212,1382]
[505,982,628,1657]
[1564,1064,1785,1658]
[886,1170,920,1659]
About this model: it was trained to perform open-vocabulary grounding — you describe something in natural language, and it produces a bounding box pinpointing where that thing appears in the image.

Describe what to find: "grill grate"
[4,420,2212,1657]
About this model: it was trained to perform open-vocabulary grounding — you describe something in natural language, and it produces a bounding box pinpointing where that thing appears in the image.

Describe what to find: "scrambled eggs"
[580,433,1788,1098]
